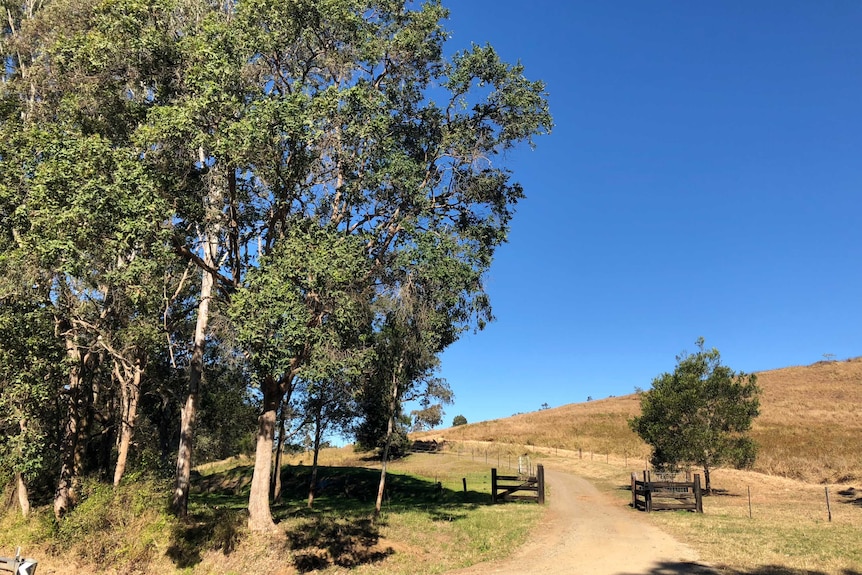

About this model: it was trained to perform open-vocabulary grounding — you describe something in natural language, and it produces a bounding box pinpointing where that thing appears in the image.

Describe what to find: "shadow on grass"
[707,488,741,498]
[837,487,862,507]
[621,561,862,575]
[167,461,492,571]
[270,465,489,518]
[166,506,245,568]
[285,516,393,573]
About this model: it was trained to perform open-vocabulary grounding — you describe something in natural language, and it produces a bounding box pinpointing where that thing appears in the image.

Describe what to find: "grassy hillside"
[421,357,862,484]
[0,451,543,575]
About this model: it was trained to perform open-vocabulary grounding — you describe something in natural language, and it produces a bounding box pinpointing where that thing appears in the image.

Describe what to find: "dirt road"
[448,468,718,575]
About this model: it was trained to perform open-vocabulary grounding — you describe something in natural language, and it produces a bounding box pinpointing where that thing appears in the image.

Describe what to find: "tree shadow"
[271,465,492,519]
[171,462,498,571]
[837,487,862,507]
[192,465,254,497]
[706,488,740,498]
[271,465,494,572]
[621,561,862,575]
[285,516,393,573]
[165,506,245,568]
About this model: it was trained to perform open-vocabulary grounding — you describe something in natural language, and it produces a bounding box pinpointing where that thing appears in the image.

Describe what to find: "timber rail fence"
[491,465,545,504]
[631,471,703,513]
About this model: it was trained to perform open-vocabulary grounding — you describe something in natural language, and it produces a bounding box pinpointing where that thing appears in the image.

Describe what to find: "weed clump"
[52,475,175,571]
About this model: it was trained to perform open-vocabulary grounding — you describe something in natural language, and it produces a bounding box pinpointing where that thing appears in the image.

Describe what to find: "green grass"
[2,453,545,574]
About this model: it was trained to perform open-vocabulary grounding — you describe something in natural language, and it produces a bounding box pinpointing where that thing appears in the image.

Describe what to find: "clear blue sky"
[434,0,862,425]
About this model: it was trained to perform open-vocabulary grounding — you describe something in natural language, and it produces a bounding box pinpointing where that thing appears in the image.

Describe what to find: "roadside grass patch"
[47,474,178,573]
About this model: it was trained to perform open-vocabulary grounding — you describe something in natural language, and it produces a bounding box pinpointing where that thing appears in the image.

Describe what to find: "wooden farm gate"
[631,471,703,513]
[492,464,545,504]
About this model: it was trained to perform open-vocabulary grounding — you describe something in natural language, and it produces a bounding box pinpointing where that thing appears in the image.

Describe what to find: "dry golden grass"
[752,358,862,483]
[421,357,862,484]
[412,357,862,573]
[541,454,862,575]
[395,442,861,574]
[421,394,649,459]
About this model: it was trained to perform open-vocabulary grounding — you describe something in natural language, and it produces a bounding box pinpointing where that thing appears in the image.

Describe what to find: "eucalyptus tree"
[0,126,174,515]
[303,374,357,509]
[1,0,179,515]
[0,296,64,517]
[367,232,482,517]
[2,0,550,528]
[224,0,550,529]
[228,221,372,530]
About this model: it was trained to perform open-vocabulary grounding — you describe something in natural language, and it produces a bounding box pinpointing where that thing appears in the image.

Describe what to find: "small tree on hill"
[629,338,760,493]
[452,414,467,427]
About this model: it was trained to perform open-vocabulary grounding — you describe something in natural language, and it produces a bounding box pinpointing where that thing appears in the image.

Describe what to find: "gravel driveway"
[447,467,718,575]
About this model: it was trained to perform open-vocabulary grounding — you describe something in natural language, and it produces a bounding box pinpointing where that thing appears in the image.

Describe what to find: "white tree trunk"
[248,407,278,531]
[16,472,30,518]
[374,370,401,519]
[113,357,143,486]
[172,155,221,516]
[171,264,212,515]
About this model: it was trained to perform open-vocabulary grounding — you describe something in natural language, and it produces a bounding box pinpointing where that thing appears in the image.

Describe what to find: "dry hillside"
[421,357,862,484]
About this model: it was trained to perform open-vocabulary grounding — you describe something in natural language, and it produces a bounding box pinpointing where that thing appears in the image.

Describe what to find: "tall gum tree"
[229,222,372,531]
[223,0,551,531]
[1,0,550,528]
[0,297,63,517]
[1,0,179,515]
[135,4,252,516]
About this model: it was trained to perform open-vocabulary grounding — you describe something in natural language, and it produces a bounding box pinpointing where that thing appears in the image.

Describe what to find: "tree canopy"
[0,0,550,529]
[629,338,761,492]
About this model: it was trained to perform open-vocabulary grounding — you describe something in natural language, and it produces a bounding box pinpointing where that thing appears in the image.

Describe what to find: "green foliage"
[452,414,468,427]
[2,0,551,526]
[194,362,259,464]
[353,397,411,458]
[0,298,63,496]
[630,338,761,487]
[229,221,373,385]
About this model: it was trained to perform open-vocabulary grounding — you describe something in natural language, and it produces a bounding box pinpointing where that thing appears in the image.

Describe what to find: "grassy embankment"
[0,450,543,575]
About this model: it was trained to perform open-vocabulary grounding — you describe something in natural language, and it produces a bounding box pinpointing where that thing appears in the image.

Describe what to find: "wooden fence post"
[694,474,703,513]
[642,470,651,512]
[491,468,498,504]
[631,472,636,509]
[537,464,545,504]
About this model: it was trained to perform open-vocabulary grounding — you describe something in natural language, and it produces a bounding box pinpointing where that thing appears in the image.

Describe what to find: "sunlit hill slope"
[420,358,862,484]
